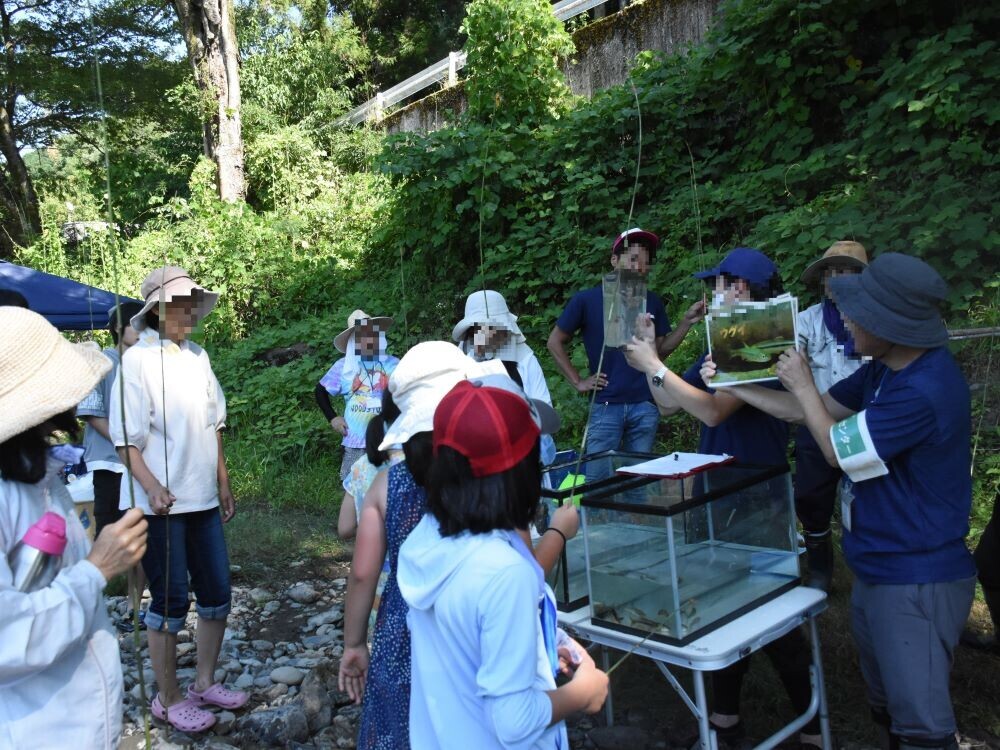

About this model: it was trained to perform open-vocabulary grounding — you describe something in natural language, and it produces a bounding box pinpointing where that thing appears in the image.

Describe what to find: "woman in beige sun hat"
[0,307,148,749]
[109,265,248,733]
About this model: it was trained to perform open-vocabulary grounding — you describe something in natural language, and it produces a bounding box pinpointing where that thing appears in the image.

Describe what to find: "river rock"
[287,583,319,604]
[270,666,305,685]
[213,710,236,735]
[240,704,310,744]
[248,587,274,604]
[307,606,343,630]
[233,671,254,690]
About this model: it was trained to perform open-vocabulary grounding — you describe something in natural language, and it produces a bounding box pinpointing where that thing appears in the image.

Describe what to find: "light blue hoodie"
[397,514,568,750]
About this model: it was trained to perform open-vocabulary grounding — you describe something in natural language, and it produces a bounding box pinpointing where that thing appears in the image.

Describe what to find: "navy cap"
[693,247,778,287]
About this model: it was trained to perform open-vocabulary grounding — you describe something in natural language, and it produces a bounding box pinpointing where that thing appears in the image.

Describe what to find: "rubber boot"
[804,530,834,592]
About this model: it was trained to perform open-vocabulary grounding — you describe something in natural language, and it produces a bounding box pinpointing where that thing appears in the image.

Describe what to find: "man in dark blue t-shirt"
[547,228,704,473]
[712,254,975,750]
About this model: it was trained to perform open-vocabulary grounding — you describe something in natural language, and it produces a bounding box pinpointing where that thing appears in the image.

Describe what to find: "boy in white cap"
[315,309,399,481]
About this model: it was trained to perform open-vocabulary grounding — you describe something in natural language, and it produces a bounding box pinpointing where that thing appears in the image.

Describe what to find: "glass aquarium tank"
[540,450,659,611]
[581,463,799,645]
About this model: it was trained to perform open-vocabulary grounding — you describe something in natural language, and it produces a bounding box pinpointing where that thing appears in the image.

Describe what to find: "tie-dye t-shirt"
[319,356,399,448]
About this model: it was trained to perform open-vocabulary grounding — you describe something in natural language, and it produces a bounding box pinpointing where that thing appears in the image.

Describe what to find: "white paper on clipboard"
[616,452,734,478]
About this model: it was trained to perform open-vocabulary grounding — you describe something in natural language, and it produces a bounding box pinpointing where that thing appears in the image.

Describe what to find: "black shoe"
[804,531,834,592]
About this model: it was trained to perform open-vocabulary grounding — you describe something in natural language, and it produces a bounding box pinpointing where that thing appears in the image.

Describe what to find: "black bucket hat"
[829,253,949,348]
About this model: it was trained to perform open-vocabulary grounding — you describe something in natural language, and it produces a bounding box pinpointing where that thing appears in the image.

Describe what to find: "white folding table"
[559,586,831,750]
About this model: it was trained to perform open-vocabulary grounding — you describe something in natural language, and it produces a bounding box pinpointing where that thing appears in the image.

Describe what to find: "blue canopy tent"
[0,260,140,330]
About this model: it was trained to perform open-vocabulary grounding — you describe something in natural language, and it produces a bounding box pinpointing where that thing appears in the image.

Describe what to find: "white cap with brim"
[378,341,507,451]
[451,290,525,345]
[0,308,112,443]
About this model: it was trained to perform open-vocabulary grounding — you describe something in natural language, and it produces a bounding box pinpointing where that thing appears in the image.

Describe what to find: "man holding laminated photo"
[701,253,975,750]
[547,228,704,475]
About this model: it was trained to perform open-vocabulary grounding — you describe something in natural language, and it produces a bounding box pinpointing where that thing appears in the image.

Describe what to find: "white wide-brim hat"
[334,309,395,354]
[451,290,525,345]
[378,341,507,451]
[0,308,112,443]
[131,265,219,332]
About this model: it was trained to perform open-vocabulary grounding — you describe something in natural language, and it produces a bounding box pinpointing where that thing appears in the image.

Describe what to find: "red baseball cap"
[611,227,659,257]
[433,377,558,478]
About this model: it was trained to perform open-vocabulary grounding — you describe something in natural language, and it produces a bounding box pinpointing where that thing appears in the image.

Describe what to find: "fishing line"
[550,68,645,605]
[567,70,644,490]
[84,1,151,743]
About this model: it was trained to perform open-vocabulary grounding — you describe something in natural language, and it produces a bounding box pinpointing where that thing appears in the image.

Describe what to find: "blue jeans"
[142,508,232,633]
[583,400,659,484]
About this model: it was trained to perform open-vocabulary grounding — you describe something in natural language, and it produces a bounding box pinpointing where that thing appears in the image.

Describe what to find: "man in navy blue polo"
[711,253,975,750]
[547,228,703,474]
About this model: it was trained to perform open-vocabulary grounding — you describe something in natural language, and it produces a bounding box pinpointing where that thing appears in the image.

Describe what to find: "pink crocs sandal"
[187,682,250,710]
[151,694,216,733]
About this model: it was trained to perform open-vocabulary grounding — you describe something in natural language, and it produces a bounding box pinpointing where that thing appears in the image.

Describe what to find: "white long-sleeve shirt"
[0,461,122,749]
[109,334,226,515]
[797,302,866,394]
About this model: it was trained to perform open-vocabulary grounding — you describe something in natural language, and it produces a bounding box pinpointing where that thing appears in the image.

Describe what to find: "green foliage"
[462,0,575,123]
[21,152,391,346]
[211,316,343,461]
[341,0,469,91]
[377,0,997,338]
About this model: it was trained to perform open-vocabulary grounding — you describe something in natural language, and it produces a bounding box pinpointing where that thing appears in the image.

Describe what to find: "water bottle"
[8,512,67,592]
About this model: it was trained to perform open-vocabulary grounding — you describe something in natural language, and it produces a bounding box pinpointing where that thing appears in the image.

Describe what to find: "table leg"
[601,646,615,727]
[693,670,716,750]
[808,616,832,750]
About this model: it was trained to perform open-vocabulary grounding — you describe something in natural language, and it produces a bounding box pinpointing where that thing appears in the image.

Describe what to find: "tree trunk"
[0,107,41,257]
[0,0,41,257]
[173,0,245,201]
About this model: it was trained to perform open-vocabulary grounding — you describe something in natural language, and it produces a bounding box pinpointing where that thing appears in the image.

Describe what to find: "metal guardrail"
[337,0,621,126]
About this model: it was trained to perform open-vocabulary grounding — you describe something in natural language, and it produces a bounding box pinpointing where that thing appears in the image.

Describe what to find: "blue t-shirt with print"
[556,286,670,404]
[682,354,790,466]
[828,347,975,585]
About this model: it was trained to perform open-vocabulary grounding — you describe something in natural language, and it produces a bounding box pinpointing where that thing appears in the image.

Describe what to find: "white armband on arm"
[830,410,889,483]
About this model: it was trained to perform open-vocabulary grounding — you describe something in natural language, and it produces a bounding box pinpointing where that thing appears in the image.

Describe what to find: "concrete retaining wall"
[384,0,719,134]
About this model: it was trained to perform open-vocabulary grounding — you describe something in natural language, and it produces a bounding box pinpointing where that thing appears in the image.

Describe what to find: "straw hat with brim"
[131,265,219,332]
[829,253,949,348]
[378,341,507,452]
[451,290,525,345]
[800,241,869,285]
[334,309,395,354]
[0,308,112,444]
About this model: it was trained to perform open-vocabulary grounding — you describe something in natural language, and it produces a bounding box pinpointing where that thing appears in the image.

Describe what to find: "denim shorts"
[141,508,232,633]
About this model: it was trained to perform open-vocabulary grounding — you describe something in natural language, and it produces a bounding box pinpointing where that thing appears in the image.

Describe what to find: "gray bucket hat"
[829,253,949,348]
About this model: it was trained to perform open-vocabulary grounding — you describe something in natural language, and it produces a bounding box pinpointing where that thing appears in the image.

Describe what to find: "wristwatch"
[651,366,667,388]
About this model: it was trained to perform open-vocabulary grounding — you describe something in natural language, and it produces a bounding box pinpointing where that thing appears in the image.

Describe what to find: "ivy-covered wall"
[385,0,719,134]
